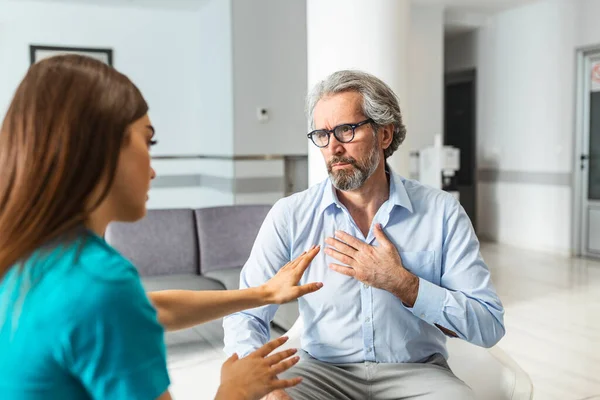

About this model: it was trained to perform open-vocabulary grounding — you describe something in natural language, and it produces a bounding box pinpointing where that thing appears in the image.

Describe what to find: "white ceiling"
[413,0,538,13]
[4,0,211,10]
[423,0,540,37]
[5,0,539,32]
[5,0,539,12]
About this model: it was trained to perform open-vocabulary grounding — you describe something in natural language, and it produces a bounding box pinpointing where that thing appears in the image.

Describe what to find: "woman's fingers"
[252,336,289,358]
[293,282,323,298]
[270,356,301,375]
[264,348,297,366]
[271,377,303,390]
[292,246,320,273]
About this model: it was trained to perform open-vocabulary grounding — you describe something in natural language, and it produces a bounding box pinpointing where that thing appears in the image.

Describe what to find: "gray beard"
[329,144,381,191]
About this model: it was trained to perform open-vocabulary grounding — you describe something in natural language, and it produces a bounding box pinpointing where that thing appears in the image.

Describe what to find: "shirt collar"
[388,167,414,213]
[319,180,339,214]
[318,164,413,214]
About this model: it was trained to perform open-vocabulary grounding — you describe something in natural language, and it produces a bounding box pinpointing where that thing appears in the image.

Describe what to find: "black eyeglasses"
[307,118,374,148]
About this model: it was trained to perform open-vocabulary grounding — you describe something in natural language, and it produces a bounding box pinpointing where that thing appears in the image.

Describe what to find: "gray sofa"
[105,206,299,332]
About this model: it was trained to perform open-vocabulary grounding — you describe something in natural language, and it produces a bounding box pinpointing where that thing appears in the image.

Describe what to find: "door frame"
[573,44,600,257]
[444,69,477,231]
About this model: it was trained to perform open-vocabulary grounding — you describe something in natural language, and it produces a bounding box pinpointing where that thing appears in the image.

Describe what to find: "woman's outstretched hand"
[261,246,322,304]
[216,336,302,400]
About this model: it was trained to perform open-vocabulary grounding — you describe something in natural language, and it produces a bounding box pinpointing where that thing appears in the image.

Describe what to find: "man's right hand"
[262,389,292,400]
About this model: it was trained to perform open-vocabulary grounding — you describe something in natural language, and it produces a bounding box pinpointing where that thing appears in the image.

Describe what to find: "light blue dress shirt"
[223,169,505,364]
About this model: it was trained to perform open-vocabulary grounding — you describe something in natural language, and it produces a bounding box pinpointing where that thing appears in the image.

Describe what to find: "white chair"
[276,318,534,400]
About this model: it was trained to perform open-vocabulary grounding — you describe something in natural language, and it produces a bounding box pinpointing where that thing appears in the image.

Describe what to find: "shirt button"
[365,317,371,323]
[367,347,373,352]
[363,283,369,289]
[420,313,425,318]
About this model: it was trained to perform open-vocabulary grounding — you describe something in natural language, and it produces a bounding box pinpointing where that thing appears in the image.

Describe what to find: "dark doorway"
[444,70,477,231]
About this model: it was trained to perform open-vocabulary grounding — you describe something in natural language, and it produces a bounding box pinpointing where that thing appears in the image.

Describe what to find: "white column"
[406,4,445,160]
[306,0,411,185]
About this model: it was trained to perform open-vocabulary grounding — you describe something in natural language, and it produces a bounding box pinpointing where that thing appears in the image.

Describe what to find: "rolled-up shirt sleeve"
[411,198,505,348]
[223,200,291,357]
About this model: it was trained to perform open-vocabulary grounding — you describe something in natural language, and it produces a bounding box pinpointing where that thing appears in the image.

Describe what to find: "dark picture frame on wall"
[29,45,113,66]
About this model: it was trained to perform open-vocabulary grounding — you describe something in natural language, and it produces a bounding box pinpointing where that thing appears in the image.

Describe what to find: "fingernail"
[281,336,288,340]
[316,282,323,288]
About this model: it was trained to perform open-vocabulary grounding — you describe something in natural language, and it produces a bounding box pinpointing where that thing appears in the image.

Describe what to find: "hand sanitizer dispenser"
[415,135,460,201]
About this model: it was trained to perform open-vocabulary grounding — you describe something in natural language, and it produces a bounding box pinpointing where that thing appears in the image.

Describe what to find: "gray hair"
[306,70,406,159]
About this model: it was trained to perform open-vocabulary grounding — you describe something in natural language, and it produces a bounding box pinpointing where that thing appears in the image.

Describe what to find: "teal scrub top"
[0,232,170,399]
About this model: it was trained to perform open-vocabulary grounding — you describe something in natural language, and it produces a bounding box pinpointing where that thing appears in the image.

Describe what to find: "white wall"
[0,0,239,209]
[577,0,600,48]
[0,0,306,209]
[406,4,445,156]
[231,0,307,156]
[233,159,285,205]
[444,0,578,254]
[477,0,575,174]
[0,0,205,156]
[197,0,234,156]
[149,159,235,209]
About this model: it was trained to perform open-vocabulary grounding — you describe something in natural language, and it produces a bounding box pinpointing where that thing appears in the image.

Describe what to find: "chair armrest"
[274,320,534,400]
[488,346,534,400]
[447,338,533,400]
[268,317,303,355]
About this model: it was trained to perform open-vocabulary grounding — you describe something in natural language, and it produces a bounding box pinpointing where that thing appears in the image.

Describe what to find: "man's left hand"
[324,224,419,306]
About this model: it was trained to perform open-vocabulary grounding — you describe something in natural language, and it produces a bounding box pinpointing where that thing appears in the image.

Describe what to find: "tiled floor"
[163,320,225,399]
[482,242,600,400]
[164,242,600,399]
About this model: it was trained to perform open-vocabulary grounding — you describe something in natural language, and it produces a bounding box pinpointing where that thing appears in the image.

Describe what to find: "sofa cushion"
[106,209,199,277]
[141,274,226,292]
[194,205,271,273]
[204,268,243,291]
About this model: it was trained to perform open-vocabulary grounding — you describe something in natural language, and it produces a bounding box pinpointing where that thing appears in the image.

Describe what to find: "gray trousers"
[279,351,475,400]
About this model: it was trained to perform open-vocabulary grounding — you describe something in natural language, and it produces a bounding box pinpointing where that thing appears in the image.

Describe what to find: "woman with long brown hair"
[0,55,321,400]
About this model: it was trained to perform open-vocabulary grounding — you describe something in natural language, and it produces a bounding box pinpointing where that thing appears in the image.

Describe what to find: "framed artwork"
[30,45,113,66]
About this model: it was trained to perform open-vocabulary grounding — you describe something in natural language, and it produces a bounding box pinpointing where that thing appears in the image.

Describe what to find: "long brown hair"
[0,55,148,279]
